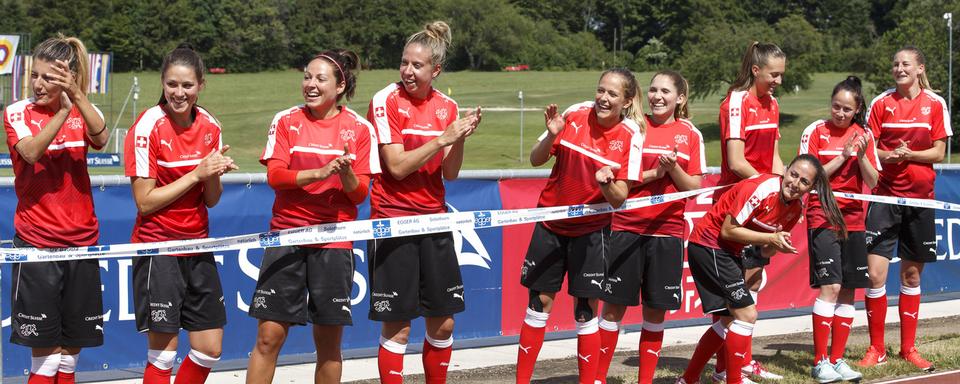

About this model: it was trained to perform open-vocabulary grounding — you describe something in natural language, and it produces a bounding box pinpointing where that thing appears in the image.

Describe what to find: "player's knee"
[574,298,594,322]
[528,290,545,312]
[254,327,287,354]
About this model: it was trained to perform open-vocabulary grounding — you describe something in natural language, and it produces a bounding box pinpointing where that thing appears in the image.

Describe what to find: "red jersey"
[689,174,803,255]
[612,116,705,237]
[718,90,781,187]
[124,105,222,244]
[537,102,644,237]
[798,120,881,231]
[3,98,103,247]
[867,89,952,198]
[261,105,380,248]
[367,83,459,218]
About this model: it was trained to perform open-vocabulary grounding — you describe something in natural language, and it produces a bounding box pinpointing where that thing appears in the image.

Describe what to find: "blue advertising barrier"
[0,178,503,379]
[2,169,960,380]
[0,153,122,168]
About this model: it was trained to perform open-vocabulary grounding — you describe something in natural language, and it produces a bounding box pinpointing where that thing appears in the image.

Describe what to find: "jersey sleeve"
[722,92,746,140]
[351,113,382,176]
[3,103,31,148]
[798,121,820,156]
[124,111,158,179]
[368,91,402,145]
[261,111,291,166]
[614,128,643,181]
[931,96,952,141]
[863,128,882,171]
[687,125,706,176]
[867,98,884,139]
[730,182,758,226]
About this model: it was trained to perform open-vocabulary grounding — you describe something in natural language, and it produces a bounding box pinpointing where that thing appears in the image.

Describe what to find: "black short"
[367,232,465,322]
[520,222,609,298]
[602,232,683,310]
[808,229,871,288]
[865,203,937,263]
[741,245,770,268]
[248,246,355,326]
[687,242,754,316]
[10,236,104,348]
[133,253,226,333]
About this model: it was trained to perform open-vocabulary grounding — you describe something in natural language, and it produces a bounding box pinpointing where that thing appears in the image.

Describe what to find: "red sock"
[812,298,836,363]
[831,312,854,363]
[143,363,172,384]
[596,319,619,384]
[713,315,726,374]
[173,353,213,384]
[56,371,75,384]
[725,320,754,384]
[423,336,453,384]
[577,319,601,384]
[27,374,56,384]
[378,337,406,384]
[638,323,665,384]
[865,288,887,350]
[899,286,921,352]
[517,309,548,384]
[682,322,726,383]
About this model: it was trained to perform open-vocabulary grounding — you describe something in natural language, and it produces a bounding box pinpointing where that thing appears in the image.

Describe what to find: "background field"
[6,70,959,176]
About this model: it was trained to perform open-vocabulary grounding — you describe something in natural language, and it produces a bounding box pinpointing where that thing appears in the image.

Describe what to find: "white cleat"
[743,360,783,380]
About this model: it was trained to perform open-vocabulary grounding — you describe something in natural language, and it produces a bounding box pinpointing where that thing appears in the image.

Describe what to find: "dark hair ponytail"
[726,41,786,95]
[791,154,847,239]
[831,75,866,128]
[158,43,206,105]
[311,49,361,102]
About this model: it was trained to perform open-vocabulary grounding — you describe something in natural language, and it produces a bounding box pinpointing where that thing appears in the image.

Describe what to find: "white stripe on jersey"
[558,139,621,169]
[157,159,202,168]
[744,123,778,131]
[400,129,443,137]
[563,101,594,117]
[645,148,691,161]
[818,150,847,156]
[881,123,931,130]
[750,217,778,231]
[798,120,823,155]
[728,91,747,139]
[290,146,358,160]
[47,141,86,151]
[924,89,953,136]
[622,117,644,181]
[681,119,708,173]
[342,106,382,175]
[133,106,168,178]
[4,98,34,140]
[262,106,301,161]
[371,83,400,144]
[734,177,781,225]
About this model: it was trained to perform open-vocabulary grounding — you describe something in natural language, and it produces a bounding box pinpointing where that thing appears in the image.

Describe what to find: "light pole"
[945,12,953,162]
[518,90,524,162]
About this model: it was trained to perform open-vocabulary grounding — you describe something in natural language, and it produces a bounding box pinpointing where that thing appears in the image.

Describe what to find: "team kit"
[2,21,952,384]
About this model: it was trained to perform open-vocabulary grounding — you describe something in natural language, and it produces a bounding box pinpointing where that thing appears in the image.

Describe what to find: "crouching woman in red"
[677,154,845,384]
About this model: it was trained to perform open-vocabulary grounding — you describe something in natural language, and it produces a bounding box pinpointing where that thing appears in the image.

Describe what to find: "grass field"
[6,70,960,175]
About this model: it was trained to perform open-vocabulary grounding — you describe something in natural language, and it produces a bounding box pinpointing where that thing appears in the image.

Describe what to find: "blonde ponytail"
[33,33,91,95]
[406,21,453,68]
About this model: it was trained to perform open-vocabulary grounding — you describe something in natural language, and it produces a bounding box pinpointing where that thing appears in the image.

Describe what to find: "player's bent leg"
[174,328,223,384]
[246,320,290,384]
[144,332,178,384]
[517,290,554,384]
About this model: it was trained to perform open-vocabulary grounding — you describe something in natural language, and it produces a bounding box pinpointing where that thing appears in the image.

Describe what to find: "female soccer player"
[677,155,846,384]
[593,70,705,384]
[715,42,787,381]
[798,76,879,382]
[366,21,481,384]
[124,44,238,384]
[515,68,645,384]
[3,34,108,384]
[246,49,379,384]
[859,46,951,372]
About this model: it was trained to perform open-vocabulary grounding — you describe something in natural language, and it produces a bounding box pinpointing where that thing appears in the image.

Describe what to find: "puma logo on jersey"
[519,345,532,354]
[159,139,173,152]
[571,121,583,133]
[341,305,351,314]
[646,349,661,357]
[590,279,603,290]
[453,293,464,301]
[886,106,897,114]
[95,325,104,332]
[29,119,43,131]
[289,123,301,134]
[902,312,918,319]
[673,293,680,302]
[398,107,411,118]
[748,107,758,115]
[578,354,591,362]
[819,134,830,142]
[929,247,937,254]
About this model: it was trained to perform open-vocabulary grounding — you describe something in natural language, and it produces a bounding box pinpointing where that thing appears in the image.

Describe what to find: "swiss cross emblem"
[435,108,448,120]
[749,195,761,208]
[608,140,623,152]
[375,106,386,118]
[9,112,23,122]
[675,134,688,145]
[730,107,741,117]
[135,136,148,148]
[921,106,931,115]
[340,129,356,142]
[66,117,83,130]
[204,133,213,145]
